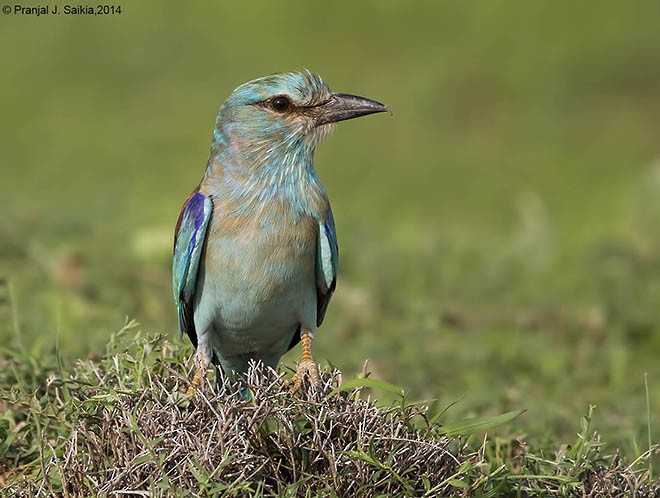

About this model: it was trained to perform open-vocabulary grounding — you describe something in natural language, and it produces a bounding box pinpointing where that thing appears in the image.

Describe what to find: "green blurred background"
[1,1,659,455]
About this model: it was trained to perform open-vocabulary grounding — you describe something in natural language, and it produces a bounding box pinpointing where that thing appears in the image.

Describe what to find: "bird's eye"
[270,96,291,112]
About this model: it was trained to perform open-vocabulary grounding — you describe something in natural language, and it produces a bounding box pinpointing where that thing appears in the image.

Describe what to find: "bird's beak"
[313,93,389,127]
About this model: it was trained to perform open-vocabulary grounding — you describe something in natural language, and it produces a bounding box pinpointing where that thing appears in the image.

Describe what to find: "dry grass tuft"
[71,370,458,495]
[2,332,658,497]
[7,356,463,496]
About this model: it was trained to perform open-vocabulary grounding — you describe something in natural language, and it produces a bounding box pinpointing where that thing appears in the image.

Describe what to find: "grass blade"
[435,410,526,437]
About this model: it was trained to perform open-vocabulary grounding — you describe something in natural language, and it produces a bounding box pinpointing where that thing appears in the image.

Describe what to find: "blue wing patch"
[172,191,213,345]
[315,207,338,326]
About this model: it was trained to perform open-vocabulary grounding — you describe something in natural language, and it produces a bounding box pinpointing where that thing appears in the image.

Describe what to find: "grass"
[1,327,657,496]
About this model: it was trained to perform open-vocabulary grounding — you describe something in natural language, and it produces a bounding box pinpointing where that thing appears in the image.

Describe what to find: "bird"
[172,70,388,394]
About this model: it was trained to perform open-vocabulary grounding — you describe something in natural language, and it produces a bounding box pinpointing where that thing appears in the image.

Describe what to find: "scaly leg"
[289,328,319,391]
[186,344,211,395]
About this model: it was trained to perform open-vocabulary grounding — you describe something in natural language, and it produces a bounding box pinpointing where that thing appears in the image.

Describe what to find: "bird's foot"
[186,367,204,395]
[186,351,211,395]
[287,358,320,393]
[284,327,319,393]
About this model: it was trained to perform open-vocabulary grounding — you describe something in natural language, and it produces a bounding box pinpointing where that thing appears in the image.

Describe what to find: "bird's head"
[213,70,388,162]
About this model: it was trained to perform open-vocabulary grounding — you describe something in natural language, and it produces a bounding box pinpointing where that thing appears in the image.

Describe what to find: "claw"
[186,367,204,395]
[186,350,211,395]
[288,358,320,392]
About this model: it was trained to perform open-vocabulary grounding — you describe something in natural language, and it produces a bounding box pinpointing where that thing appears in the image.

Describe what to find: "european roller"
[172,70,387,393]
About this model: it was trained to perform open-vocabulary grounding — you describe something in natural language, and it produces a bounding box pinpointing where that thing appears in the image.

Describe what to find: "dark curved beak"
[313,92,389,127]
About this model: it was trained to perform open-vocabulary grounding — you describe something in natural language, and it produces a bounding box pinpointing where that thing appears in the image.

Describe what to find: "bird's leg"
[289,327,319,391]
[186,344,211,395]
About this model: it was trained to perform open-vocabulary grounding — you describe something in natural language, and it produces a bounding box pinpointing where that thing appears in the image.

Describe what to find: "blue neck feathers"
[203,112,327,219]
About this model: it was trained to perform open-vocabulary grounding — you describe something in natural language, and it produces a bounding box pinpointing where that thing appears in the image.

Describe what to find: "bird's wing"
[287,208,338,352]
[315,207,339,326]
[172,190,213,347]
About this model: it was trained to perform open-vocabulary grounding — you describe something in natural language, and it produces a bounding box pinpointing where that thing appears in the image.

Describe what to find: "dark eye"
[270,96,291,112]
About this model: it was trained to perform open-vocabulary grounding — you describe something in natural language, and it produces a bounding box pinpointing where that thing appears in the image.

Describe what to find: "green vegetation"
[1,1,660,494]
[2,330,657,496]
